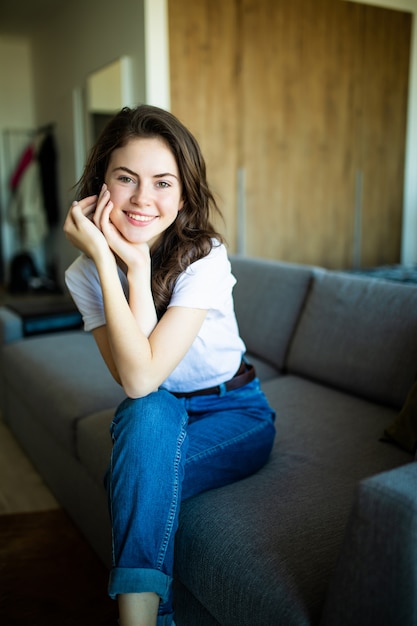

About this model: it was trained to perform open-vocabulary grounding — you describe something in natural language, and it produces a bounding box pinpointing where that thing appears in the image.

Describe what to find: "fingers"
[65,197,97,231]
[64,193,98,237]
[73,195,98,219]
[69,184,110,224]
[63,185,113,251]
[93,184,113,229]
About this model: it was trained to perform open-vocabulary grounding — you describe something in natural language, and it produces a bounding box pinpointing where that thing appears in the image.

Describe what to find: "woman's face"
[104,137,184,249]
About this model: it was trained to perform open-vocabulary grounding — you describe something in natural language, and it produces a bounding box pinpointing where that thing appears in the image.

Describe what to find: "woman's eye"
[118,175,134,184]
[156,181,170,189]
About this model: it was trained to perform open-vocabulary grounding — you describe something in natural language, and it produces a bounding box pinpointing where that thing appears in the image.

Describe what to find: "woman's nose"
[131,184,151,206]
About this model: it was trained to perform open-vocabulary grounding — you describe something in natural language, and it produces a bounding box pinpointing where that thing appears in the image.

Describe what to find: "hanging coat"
[9,158,48,249]
[37,132,60,227]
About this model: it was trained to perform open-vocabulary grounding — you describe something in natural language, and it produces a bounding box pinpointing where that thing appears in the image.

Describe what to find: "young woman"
[64,104,275,626]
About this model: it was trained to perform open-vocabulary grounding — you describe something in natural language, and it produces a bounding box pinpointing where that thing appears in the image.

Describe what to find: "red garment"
[10,144,34,190]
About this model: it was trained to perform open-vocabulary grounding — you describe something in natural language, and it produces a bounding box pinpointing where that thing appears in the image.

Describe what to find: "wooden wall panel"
[239,0,364,266]
[168,0,240,246]
[168,0,411,269]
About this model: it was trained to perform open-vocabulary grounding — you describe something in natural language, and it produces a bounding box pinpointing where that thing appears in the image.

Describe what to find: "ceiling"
[0,0,67,36]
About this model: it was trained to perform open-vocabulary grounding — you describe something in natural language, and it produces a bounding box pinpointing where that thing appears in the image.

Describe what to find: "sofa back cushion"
[230,256,313,372]
[287,270,417,408]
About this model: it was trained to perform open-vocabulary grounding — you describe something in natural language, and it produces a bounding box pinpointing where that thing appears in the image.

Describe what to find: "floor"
[0,413,58,514]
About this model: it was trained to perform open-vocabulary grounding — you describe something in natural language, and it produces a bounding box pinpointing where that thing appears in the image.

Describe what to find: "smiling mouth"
[125,212,156,223]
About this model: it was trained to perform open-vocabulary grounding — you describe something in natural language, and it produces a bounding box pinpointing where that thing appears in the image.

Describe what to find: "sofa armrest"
[321,462,417,626]
[0,306,24,344]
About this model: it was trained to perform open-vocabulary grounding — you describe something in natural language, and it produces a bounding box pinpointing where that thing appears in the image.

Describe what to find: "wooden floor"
[0,413,59,514]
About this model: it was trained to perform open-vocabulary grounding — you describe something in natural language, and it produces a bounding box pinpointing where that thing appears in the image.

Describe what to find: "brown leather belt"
[171,361,256,398]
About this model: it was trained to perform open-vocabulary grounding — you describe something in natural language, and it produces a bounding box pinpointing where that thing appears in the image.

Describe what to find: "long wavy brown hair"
[77,104,224,318]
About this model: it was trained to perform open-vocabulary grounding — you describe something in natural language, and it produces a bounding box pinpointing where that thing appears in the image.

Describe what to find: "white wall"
[346,0,417,264]
[0,36,35,280]
[88,60,124,113]
[0,36,34,128]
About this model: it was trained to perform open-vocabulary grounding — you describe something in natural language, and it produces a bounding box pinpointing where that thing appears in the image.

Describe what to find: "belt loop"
[218,382,227,397]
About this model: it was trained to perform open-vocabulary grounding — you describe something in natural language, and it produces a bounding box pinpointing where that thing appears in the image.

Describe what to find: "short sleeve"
[168,244,235,310]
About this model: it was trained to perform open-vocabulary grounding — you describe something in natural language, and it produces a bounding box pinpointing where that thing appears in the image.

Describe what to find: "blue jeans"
[106,378,275,625]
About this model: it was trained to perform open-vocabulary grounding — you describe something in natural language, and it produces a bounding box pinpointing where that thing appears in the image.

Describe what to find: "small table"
[5,295,82,337]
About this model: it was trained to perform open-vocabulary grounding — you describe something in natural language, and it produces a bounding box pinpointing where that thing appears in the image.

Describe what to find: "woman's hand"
[93,184,152,273]
[63,191,114,265]
[91,185,157,339]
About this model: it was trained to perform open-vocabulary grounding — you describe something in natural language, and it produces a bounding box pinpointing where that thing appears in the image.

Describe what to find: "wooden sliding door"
[168,0,411,268]
[237,0,365,267]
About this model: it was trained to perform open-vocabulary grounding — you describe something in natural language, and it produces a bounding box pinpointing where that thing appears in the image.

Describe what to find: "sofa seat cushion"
[286,271,417,408]
[1,331,125,454]
[77,408,115,485]
[175,376,412,626]
[244,353,281,382]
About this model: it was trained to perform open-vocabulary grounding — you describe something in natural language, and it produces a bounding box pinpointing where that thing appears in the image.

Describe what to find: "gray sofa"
[0,255,416,626]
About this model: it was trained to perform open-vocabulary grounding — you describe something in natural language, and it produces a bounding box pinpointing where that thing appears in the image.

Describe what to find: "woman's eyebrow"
[154,172,179,180]
[112,166,138,177]
[112,166,179,180]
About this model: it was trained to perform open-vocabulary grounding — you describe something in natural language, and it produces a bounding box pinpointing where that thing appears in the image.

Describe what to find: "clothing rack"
[0,123,57,284]
[2,128,33,178]
[2,123,56,187]
[3,123,56,168]
[4,122,55,135]
[35,122,55,135]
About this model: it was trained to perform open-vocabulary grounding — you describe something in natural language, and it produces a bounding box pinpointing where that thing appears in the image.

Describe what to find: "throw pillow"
[382,380,417,456]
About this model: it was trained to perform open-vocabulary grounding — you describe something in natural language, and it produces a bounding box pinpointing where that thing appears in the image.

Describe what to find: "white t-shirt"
[64,243,246,393]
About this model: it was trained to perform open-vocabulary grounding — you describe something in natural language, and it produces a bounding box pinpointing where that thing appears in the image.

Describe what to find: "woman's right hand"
[63,193,115,264]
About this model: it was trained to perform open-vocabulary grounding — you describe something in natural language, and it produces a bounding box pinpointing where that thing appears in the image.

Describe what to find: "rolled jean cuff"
[108,566,172,602]
[158,616,176,626]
